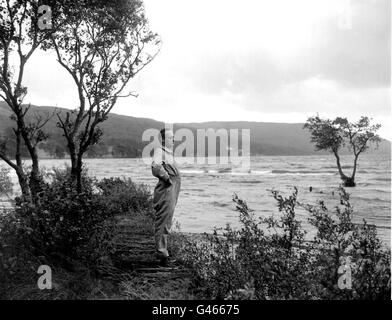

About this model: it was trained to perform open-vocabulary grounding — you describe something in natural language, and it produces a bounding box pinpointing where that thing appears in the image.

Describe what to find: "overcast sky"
[23,0,391,138]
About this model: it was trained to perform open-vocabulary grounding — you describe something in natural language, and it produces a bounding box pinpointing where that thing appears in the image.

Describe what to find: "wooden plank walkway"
[108,215,329,299]
[109,215,194,299]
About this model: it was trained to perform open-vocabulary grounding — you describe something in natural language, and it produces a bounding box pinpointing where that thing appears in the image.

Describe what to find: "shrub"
[303,189,391,299]
[9,169,155,268]
[96,177,153,216]
[177,187,391,300]
[14,173,111,266]
[44,165,96,194]
[0,168,155,299]
[0,208,44,298]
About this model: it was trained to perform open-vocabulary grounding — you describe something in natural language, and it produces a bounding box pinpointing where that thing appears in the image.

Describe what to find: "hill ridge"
[0,101,390,158]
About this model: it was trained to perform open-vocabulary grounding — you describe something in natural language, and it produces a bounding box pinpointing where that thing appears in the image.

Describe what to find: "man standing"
[151,129,181,266]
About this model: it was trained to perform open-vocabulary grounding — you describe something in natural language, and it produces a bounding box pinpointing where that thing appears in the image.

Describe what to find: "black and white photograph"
[0,0,391,305]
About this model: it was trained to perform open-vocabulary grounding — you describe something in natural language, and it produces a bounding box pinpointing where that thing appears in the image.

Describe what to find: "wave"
[372,177,391,182]
[218,168,232,173]
[211,201,231,208]
[365,188,391,194]
[182,168,265,175]
[271,169,335,175]
[354,196,390,203]
[251,170,272,175]
[231,180,263,184]
[181,168,241,175]
[187,188,205,192]
[181,168,340,176]
[181,170,206,174]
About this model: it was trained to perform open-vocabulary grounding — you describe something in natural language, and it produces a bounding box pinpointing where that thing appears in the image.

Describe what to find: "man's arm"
[151,148,172,185]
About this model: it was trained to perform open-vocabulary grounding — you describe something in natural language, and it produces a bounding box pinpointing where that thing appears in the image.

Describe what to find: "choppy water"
[1,154,390,245]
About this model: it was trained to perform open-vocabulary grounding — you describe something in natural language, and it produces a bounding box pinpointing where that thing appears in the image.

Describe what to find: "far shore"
[4,153,391,162]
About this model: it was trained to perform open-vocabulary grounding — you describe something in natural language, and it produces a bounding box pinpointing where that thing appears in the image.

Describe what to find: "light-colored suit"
[151,146,181,258]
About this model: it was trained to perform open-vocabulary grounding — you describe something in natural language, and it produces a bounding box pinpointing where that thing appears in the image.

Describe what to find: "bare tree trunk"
[14,128,31,198]
[75,156,83,193]
[17,115,43,200]
[351,154,359,182]
[69,146,83,193]
[333,150,355,187]
[57,112,84,191]
[29,153,42,200]
[62,130,78,186]
[73,117,100,193]
[0,125,34,199]
[333,150,347,179]
[16,168,30,198]
[0,154,31,198]
[70,151,78,180]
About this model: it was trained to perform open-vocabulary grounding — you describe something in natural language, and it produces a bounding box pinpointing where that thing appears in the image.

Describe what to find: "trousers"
[153,175,181,258]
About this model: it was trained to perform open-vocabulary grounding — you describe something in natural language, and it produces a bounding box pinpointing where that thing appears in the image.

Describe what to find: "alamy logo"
[37,5,52,30]
[37,265,52,290]
[142,124,251,170]
[337,257,352,290]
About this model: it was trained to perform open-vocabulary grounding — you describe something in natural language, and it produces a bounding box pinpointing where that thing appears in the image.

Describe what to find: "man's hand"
[164,177,172,187]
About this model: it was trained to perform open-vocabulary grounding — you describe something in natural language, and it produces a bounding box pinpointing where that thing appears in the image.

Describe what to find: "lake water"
[1,154,390,245]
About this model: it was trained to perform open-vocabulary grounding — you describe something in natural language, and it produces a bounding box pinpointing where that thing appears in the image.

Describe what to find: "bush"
[304,189,391,299]
[14,171,111,267]
[96,177,153,216]
[0,208,44,298]
[0,168,155,299]
[44,166,96,194]
[177,187,391,300]
[7,170,153,270]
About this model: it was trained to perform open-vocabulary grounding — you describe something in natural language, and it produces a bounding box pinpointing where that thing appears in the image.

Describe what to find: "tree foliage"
[0,0,55,199]
[304,116,381,186]
[42,0,160,191]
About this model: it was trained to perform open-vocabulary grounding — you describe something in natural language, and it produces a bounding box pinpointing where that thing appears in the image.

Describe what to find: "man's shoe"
[158,256,177,267]
[158,256,169,267]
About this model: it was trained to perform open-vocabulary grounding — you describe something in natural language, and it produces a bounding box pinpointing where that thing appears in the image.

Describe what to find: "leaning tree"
[44,0,160,192]
[304,116,381,187]
[0,0,55,200]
